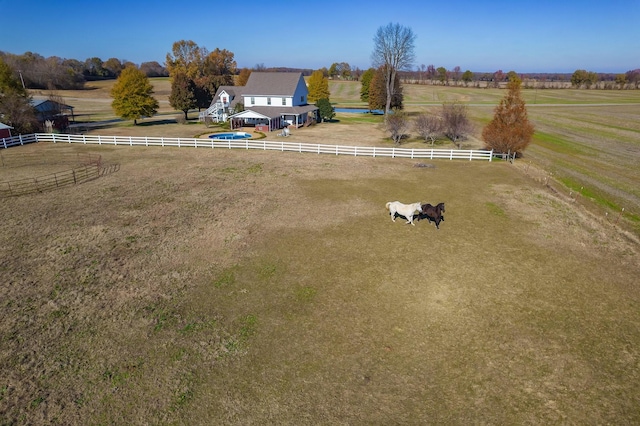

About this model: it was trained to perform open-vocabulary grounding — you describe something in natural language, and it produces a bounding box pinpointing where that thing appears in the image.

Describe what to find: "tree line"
[0,50,169,90]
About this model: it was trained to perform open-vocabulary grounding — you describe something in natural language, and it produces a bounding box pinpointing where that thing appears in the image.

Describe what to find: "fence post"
[19,134,23,145]
[489,149,493,162]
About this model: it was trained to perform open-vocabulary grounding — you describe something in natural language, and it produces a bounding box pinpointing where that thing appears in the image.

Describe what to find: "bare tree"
[453,66,461,86]
[385,111,410,145]
[414,112,443,145]
[371,23,416,114]
[441,102,473,148]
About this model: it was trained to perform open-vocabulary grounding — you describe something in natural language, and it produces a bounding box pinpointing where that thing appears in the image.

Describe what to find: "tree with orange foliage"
[481,76,534,156]
[237,68,251,86]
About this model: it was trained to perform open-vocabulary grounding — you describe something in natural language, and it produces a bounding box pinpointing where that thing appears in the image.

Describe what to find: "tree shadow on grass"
[136,119,177,127]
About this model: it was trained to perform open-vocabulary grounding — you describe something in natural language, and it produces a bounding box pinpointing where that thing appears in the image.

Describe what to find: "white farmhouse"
[199,72,319,131]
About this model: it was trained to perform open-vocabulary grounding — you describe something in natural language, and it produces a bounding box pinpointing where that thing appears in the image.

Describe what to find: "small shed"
[0,122,13,139]
[30,99,75,123]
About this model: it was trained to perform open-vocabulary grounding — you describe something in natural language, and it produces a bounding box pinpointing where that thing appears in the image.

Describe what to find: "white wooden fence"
[3,133,495,161]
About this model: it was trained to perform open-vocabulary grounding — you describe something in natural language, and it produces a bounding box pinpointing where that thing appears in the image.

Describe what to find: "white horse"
[386,201,423,226]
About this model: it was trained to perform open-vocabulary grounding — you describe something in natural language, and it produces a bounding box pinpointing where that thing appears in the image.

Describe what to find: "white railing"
[3,133,495,161]
[1,134,38,149]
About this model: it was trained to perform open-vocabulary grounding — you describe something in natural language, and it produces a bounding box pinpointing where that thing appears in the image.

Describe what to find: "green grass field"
[2,80,639,424]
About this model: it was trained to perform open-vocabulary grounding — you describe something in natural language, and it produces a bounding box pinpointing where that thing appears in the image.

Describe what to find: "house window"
[300,96,304,103]
[267,97,271,105]
[251,97,255,105]
[282,98,286,106]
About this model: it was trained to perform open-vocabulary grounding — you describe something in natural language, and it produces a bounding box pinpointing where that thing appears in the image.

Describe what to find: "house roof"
[30,99,74,112]
[242,72,304,97]
[0,122,13,130]
[213,85,245,108]
[214,86,240,99]
[230,104,318,121]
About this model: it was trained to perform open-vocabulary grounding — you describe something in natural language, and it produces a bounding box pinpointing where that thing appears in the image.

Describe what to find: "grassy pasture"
[330,80,640,233]
[2,79,638,424]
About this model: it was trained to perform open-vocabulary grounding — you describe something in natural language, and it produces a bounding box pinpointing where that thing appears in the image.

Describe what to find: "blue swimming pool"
[209,132,252,140]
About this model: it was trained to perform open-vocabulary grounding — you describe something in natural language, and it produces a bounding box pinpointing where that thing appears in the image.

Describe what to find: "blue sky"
[1,0,638,73]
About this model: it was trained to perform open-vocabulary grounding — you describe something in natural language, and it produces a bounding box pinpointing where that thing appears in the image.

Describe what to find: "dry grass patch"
[0,142,638,424]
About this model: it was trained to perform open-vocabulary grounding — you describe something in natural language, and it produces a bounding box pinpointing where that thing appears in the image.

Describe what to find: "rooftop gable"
[242,72,306,97]
[30,99,74,112]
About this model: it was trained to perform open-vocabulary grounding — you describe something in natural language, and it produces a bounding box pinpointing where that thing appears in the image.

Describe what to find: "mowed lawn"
[1,141,639,424]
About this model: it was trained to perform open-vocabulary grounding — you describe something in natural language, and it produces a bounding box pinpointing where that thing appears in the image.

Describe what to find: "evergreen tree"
[308,70,330,103]
[110,66,159,125]
[360,68,375,103]
[169,72,197,120]
[316,98,335,122]
[368,68,386,111]
[369,67,402,111]
[482,76,534,155]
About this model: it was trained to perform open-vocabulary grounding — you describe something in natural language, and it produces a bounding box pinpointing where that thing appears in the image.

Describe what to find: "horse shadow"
[391,212,415,222]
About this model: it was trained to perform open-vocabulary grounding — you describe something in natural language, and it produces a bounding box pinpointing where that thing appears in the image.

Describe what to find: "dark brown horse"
[418,202,445,229]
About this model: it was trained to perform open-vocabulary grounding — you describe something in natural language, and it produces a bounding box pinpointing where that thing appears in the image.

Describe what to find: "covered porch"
[228,110,284,131]
[228,106,319,131]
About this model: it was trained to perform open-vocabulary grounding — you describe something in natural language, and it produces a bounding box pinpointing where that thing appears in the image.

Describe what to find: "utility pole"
[18,70,25,89]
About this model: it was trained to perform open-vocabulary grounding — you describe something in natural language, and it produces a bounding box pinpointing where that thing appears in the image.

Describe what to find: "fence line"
[2,133,495,161]
[1,133,38,149]
[0,162,101,197]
